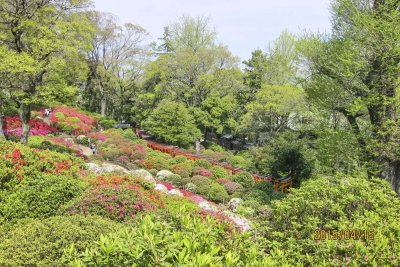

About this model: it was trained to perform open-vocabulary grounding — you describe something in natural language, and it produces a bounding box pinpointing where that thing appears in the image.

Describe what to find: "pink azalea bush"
[3,117,58,137]
[50,106,96,135]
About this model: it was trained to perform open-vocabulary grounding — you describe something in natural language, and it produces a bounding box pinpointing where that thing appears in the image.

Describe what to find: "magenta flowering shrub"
[50,107,96,135]
[3,117,57,137]
[68,184,164,222]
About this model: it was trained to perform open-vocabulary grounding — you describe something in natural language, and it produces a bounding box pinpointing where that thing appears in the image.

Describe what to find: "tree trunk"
[20,103,31,145]
[0,97,5,139]
[381,160,400,194]
[100,88,106,117]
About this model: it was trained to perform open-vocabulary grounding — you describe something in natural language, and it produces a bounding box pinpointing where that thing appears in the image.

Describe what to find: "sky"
[92,0,332,61]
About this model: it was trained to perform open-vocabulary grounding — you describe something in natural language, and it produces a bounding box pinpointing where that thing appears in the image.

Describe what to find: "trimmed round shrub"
[210,165,228,179]
[0,215,122,266]
[190,175,212,188]
[0,174,87,221]
[233,171,255,189]
[166,174,183,187]
[192,166,206,176]
[172,162,193,178]
[193,159,212,169]
[172,155,187,164]
[208,183,230,203]
[183,183,197,193]
[224,181,244,195]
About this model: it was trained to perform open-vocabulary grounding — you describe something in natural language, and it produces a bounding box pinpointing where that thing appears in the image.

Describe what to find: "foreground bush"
[63,212,270,266]
[0,215,122,266]
[264,174,400,266]
[0,174,87,221]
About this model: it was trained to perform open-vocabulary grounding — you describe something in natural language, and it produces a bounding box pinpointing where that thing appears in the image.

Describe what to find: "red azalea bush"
[67,184,164,222]
[50,106,96,135]
[3,117,58,137]
[0,139,85,190]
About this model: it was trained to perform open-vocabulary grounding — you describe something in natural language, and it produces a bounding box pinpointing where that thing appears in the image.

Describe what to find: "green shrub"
[0,215,122,266]
[0,174,87,221]
[172,162,193,178]
[63,212,270,266]
[263,174,400,266]
[98,116,116,129]
[166,174,183,187]
[208,183,230,203]
[194,159,212,169]
[210,165,228,179]
[233,171,255,189]
[190,175,212,188]
[171,155,187,164]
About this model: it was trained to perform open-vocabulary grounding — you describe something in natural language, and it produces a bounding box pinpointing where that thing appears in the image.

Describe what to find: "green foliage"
[63,211,269,266]
[193,159,212,169]
[262,174,400,266]
[0,174,87,222]
[260,131,316,185]
[144,100,202,147]
[233,171,255,189]
[208,183,230,203]
[0,215,122,266]
[210,165,228,179]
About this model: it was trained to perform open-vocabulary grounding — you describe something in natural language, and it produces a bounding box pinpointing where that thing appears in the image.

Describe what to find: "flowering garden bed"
[2,117,58,137]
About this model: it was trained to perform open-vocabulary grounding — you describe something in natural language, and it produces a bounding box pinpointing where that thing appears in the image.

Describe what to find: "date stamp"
[313,229,375,241]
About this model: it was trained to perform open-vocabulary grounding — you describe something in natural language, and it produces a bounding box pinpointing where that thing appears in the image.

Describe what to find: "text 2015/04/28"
[313,229,375,241]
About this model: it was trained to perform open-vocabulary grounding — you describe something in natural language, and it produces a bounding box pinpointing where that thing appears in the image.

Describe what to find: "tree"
[144,100,202,147]
[300,0,400,193]
[259,131,316,186]
[0,0,92,144]
[239,84,308,144]
[84,12,149,119]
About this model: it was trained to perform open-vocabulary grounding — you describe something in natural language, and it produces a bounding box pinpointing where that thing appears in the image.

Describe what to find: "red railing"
[136,128,292,192]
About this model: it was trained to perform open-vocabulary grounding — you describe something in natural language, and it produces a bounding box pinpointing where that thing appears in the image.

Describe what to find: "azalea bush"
[63,211,271,266]
[262,174,400,266]
[2,116,58,137]
[95,129,147,165]
[29,136,85,158]
[210,165,228,179]
[0,174,87,221]
[50,106,97,135]
[0,215,123,266]
[0,140,85,190]
[67,183,164,222]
